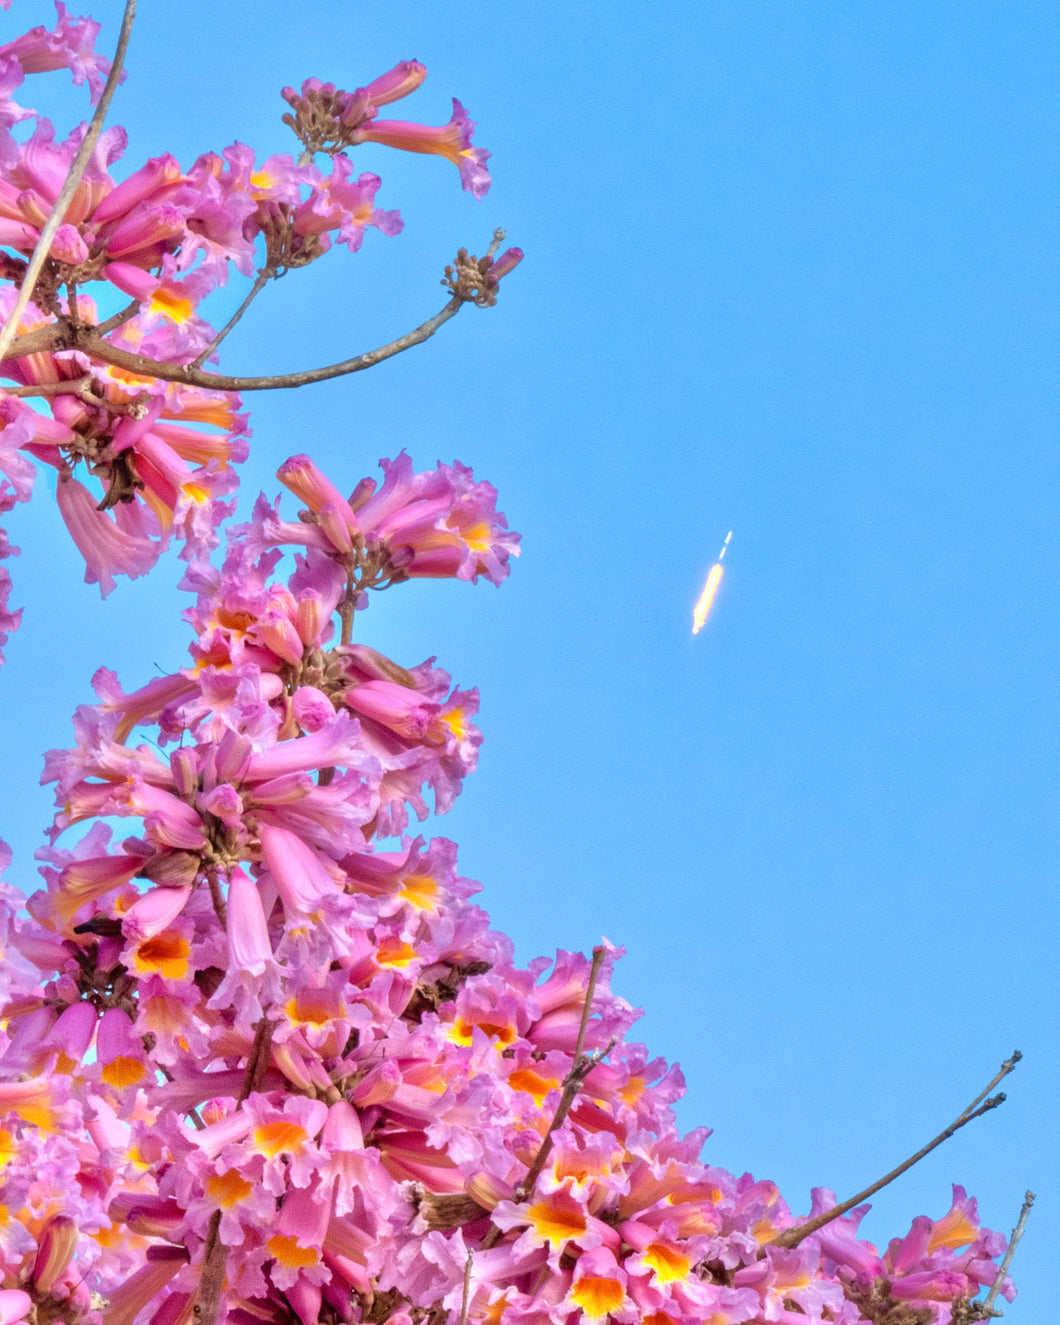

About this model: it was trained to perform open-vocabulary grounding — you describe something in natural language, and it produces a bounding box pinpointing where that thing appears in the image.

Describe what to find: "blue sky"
[3,0,1056,1316]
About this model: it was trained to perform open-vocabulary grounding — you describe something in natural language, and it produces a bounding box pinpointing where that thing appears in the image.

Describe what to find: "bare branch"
[955,1051,1022,1123]
[0,321,65,361]
[459,1251,473,1325]
[3,230,512,397]
[3,376,97,400]
[0,0,138,365]
[981,1190,1035,1315]
[769,1052,1023,1251]
[2,374,150,417]
[189,270,271,369]
[68,293,467,391]
[95,297,143,337]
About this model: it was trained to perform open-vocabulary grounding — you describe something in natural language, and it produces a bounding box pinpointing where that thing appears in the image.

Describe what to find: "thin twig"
[459,1251,473,1325]
[339,572,356,647]
[955,1051,1022,1123]
[205,867,227,929]
[0,0,138,365]
[3,376,97,399]
[769,1052,1022,1250]
[189,270,271,369]
[981,1191,1035,1314]
[569,948,607,1075]
[4,374,149,419]
[482,947,611,1250]
[95,297,143,337]
[238,1015,275,1103]
[191,1016,274,1325]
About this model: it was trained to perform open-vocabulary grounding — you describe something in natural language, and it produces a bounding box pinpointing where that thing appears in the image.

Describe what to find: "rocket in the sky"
[692,531,732,635]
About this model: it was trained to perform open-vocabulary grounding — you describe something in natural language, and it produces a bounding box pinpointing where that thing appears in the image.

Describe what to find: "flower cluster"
[0,10,1019,1325]
[0,4,518,659]
[0,443,1014,1325]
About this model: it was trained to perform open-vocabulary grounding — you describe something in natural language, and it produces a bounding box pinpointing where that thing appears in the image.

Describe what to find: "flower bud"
[31,1214,78,1292]
[488,246,524,285]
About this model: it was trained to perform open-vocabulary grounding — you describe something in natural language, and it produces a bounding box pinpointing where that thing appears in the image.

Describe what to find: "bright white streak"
[691,531,733,635]
[692,562,724,634]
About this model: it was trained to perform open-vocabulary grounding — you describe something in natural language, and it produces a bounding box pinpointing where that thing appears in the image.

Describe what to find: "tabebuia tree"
[0,5,1033,1325]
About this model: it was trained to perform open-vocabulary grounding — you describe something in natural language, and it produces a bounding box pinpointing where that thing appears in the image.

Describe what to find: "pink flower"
[0,2,116,102]
[0,1291,32,1325]
[353,99,492,198]
[55,471,159,595]
[294,158,403,253]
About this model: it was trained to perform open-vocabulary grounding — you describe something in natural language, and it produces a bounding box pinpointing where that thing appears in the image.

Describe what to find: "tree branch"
[191,1016,275,1325]
[481,947,612,1250]
[189,270,271,369]
[3,228,512,396]
[0,0,138,365]
[95,297,143,337]
[458,1251,473,1325]
[981,1190,1034,1315]
[769,1051,1023,1250]
[67,293,467,391]
[2,373,150,416]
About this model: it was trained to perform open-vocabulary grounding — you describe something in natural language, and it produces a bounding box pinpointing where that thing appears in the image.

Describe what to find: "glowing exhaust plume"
[692,530,732,635]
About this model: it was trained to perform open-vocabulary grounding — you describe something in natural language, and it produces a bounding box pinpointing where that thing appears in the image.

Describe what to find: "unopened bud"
[359,60,427,111]
[488,246,524,285]
[32,1214,78,1292]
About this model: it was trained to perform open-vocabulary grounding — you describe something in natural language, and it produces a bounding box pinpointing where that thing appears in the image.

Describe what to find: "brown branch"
[95,297,143,337]
[339,571,357,647]
[4,227,511,395]
[205,867,227,929]
[0,0,138,365]
[68,293,466,391]
[0,296,137,367]
[2,373,150,419]
[770,1052,1022,1251]
[981,1190,1035,1315]
[3,376,97,399]
[481,947,611,1250]
[238,1014,275,1103]
[191,1016,274,1325]
[459,1251,473,1325]
[954,1051,1022,1123]
[190,1210,225,1325]
[0,320,65,360]
[3,290,461,386]
[189,270,271,369]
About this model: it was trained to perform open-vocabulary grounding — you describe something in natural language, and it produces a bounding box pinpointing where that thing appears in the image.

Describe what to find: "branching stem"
[0,0,138,364]
[768,1052,1022,1250]
[66,294,466,390]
